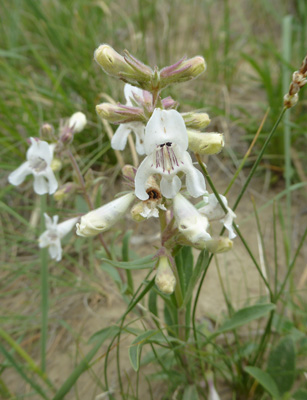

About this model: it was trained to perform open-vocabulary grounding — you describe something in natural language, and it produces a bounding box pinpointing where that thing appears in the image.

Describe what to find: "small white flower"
[155,256,176,294]
[111,84,147,155]
[8,137,58,195]
[39,214,79,261]
[135,109,206,200]
[76,193,135,237]
[69,112,87,133]
[173,193,211,246]
[208,380,221,400]
[199,193,237,239]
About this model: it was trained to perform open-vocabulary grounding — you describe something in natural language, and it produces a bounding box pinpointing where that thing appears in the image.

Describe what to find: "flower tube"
[76,193,135,237]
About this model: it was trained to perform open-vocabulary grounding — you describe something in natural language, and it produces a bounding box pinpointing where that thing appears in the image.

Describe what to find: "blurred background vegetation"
[0,0,306,398]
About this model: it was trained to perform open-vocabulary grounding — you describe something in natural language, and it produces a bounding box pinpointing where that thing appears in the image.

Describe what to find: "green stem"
[40,194,48,373]
[67,148,112,259]
[232,108,286,212]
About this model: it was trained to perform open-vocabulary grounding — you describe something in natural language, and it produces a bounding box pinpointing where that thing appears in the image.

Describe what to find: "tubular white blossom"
[111,84,147,155]
[8,137,58,195]
[199,193,237,239]
[76,193,135,237]
[135,109,206,200]
[39,214,79,262]
[69,112,87,133]
[173,193,211,246]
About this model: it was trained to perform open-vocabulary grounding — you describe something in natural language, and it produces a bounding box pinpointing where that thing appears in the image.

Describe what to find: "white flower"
[208,381,221,400]
[76,193,135,237]
[135,109,206,200]
[8,137,58,195]
[173,193,211,246]
[39,214,79,261]
[111,84,147,155]
[69,112,87,133]
[199,193,237,239]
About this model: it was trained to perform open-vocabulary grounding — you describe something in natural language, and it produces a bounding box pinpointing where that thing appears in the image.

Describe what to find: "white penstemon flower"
[199,192,237,239]
[39,214,79,261]
[8,137,58,195]
[135,109,206,200]
[111,84,147,155]
[173,193,211,247]
[76,193,135,237]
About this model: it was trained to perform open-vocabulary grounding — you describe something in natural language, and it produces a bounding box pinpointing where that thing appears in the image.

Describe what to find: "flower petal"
[111,124,131,151]
[57,217,79,239]
[43,168,58,194]
[33,175,49,195]
[124,84,144,106]
[160,175,181,198]
[27,138,52,165]
[8,162,31,186]
[48,239,62,261]
[129,122,145,155]
[144,109,188,154]
[181,152,206,197]
[134,156,156,200]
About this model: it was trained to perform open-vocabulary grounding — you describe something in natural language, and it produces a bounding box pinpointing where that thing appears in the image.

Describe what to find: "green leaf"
[292,389,307,400]
[245,366,280,399]
[101,255,155,270]
[88,325,120,344]
[122,230,133,261]
[148,289,158,316]
[129,330,158,371]
[267,337,296,394]
[181,249,209,308]
[216,303,276,334]
[183,384,199,400]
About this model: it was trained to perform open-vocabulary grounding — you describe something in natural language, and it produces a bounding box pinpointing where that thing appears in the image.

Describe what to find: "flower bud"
[122,164,137,181]
[155,256,176,294]
[182,112,211,130]
[94,45,153,89]
[160,55,206,88]
[161,96,178,110]
[203,237,233,253]
[69,112,87,133]
[94,44,135,78]
[96,103,145,124]
[76,193,135,237]
[283,93,298,109]
[51,158,62,172]
[40,123,55,141]
[53,183,76,201]
[130,202,146,222]
[187,130,224,155]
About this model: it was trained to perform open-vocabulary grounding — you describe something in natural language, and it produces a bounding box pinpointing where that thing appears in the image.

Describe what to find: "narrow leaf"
[245,366,280,399]
[183,384,199,400]
[101,255,155,270]
[216,303,275,334]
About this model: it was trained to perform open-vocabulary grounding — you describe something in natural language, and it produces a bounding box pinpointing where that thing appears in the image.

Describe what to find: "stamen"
[29,157,47,173]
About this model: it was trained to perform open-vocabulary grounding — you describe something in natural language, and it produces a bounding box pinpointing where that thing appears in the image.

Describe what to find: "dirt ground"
[2,159,307,399]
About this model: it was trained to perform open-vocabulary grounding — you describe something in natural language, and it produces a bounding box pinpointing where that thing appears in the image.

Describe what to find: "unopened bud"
[51,158,62,172]
[69,112,87,133]
[96,103,145,124]
[94,45,153,89]
[203,237,233,253]
[155,256,176,294]
[283,93,298,109]
[182,112,211,130]
[53,183,76,201]
[161,96,178,110]
[131,202,146,222]
[188,130,224,154]
[94,44,135,78]
[122,164,137,181]
[40,123,55,141]
[160,55,206,88]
